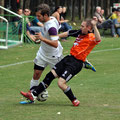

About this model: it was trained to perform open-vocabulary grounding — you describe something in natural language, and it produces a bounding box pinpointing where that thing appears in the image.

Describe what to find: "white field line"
[0,60,32,68]
[0,47,120,68]
[91,47,120,53]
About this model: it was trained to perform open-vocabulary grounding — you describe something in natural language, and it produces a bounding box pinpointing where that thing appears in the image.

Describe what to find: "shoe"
[84,61,96,72]
[72,99,80,106]
[20,91,36,101]
[19,100,34,104]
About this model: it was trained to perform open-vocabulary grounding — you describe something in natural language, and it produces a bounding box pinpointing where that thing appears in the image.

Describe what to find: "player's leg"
[20,64,44,104]
[33,70,57,94]
[58,76,80,106]
[20,70,57,101]
[29,54,48,91]
[56,56,83,106]
[30,64,44,91]
[20,55,65,102]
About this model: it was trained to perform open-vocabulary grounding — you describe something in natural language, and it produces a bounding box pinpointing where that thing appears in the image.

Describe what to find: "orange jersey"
[70,33,101,62]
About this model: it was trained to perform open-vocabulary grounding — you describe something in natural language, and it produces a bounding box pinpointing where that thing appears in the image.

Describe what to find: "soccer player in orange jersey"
[20,18,101,106]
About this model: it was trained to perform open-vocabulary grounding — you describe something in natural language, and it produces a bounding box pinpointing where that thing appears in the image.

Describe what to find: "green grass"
[0,37,120,120]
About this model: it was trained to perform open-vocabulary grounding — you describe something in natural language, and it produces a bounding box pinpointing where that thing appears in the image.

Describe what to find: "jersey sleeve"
[48,27,59,40]
[68,29,82,37]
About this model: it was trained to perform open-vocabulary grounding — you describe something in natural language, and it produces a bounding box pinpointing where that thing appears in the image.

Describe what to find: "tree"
[20,0,24,9]
[24,0,30,9]
[11,0,18,12]
[100,0,104,8]
[55,0,60,7]
[78,0,83,20]
[71,0,76,21]
[86,0,92,18]
[1,0,116,21]
[0,0,4,15]
[106,0,110,16]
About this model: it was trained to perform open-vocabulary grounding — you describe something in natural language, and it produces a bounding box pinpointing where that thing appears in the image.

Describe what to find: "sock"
[32,72,55,96]
[30,78,39,91]
[64,86,76,102]
[32,82,46,96]
[83,63,85,68]
[83,59,88,68]
[43,71,55,87]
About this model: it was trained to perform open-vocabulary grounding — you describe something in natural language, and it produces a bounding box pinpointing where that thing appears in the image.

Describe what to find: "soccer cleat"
[84,61,96,72]
[19,100,34,104]
[20,91,36,101]
[72,99,80,106]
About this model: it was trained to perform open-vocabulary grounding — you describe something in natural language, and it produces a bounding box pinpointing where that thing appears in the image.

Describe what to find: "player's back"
[70,33,99,62]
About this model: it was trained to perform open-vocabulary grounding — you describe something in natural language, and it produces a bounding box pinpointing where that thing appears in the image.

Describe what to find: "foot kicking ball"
[37,90,48,102]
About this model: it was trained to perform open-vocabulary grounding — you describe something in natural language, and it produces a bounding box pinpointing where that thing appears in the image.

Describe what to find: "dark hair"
[112,8,117,12]
[37,4,50,16]
[53,6,62,13]
[117,7,120,12]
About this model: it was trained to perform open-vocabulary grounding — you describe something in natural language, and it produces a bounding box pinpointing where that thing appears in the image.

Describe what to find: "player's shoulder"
[45,18,56,27]
[88,33,95,38]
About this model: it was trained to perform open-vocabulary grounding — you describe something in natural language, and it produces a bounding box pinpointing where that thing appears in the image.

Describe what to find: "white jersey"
[37,16,63,58]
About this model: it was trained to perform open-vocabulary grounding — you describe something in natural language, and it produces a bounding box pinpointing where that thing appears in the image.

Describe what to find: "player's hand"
[91,17,98,26]
[30,35,36,42]
[34,32,44,41]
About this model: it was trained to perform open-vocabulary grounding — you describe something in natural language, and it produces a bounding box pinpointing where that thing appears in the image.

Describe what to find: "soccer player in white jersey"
[20,4,63,104]
[20,4,96,104]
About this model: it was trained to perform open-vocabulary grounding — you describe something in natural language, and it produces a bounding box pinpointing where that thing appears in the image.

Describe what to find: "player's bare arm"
[35,32,58,48]
[58,31,68,38]
[91,18,101,41]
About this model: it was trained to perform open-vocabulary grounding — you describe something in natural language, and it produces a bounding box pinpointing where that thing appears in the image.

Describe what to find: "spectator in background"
[12,8,23,27]
[52,6,72,41]
[26,24,36,42]
[108,8,118,37]
[52,6,72,31]
[52,6,63,22]
[60,6,67,20]
[100,9,105,21]
[94,6,116,37]
[113,8,120,37]
[60,6,72,31]
[108,8,118,20]
[23,8,31,26]
[30,10,44,34]
[31,17,43,27]
[23,8,43,42]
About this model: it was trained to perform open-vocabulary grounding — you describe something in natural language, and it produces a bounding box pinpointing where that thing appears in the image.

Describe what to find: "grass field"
[0,36,120,120]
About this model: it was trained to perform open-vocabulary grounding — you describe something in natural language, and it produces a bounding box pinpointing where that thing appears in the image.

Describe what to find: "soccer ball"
[37,90,48,102]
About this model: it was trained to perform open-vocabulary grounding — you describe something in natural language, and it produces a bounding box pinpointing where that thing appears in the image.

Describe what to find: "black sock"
[30,86,37,91]
[64,86,76,102]
[32,72,55,96]
[32,82,46,96]
[43,71,55,87]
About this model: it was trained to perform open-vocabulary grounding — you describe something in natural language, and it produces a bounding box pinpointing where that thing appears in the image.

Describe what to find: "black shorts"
[53,55,83,82]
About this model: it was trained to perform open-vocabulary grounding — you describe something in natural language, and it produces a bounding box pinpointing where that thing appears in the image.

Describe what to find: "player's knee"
[58,80,62,88]
[57,78,66,89]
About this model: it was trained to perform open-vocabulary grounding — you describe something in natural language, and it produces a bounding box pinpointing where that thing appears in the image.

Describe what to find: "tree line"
[0,0,120,21]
